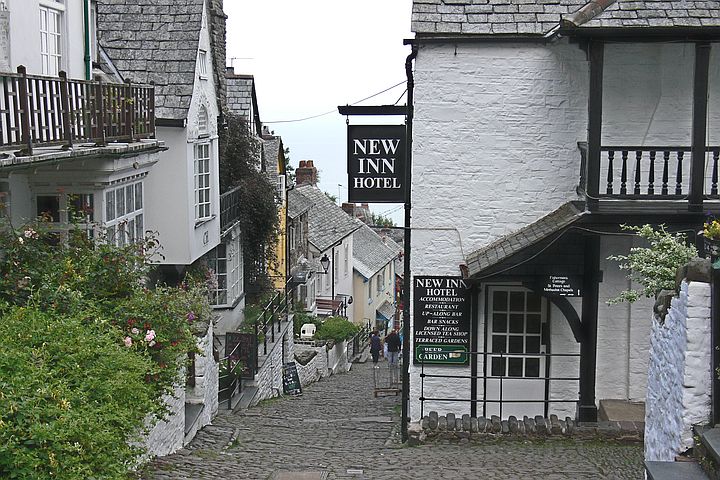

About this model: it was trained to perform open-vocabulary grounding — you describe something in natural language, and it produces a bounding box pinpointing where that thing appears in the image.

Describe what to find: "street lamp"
[319,253,330,274]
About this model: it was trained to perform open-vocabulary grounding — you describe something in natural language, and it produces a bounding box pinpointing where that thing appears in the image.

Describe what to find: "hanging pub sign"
[413,276,471,366]
[541,275,582,297]
[347,124,406,203]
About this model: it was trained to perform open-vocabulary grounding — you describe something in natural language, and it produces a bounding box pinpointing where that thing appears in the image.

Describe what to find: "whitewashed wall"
[4,0,87,78]
[143,384,185,458]
[645,280,712,462]
[144,0,220,266]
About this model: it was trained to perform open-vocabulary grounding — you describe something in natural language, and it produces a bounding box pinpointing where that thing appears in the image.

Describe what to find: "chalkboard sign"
[541,275,582,297]
[413,276,471,365]
[282,362,302,396]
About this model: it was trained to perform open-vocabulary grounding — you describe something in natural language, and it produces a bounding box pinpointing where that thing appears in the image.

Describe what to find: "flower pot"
[704,236,720,259]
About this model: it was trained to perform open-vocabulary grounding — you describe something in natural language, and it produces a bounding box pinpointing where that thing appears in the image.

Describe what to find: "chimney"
[226,66,235,76]
[296,160,318,186]
[341,203,355,217]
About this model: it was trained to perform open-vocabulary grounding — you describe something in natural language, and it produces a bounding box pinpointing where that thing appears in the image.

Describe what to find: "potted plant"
[702,218,720,259]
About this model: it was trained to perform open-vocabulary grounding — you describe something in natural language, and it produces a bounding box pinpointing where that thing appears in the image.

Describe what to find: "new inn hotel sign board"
[413,276,471,366]
[347,125,406,203]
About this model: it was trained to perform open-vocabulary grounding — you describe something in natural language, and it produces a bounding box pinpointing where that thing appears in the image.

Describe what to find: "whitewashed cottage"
[408,0,720,424]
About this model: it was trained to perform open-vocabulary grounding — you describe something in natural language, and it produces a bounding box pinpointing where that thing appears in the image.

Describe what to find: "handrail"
[1,66,155,155]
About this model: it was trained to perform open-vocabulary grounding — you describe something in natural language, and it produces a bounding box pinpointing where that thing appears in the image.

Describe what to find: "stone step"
[645,461,708,480]
[233,384,259,412]
[700,426,720,467]
[184,402,204,436]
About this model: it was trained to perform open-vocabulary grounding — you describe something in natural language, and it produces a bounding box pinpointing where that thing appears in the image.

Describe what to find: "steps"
[645,461,708,480]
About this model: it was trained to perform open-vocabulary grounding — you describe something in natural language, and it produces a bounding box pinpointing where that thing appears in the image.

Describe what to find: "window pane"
[526,336,541,354]
[527,314,541,334]
[491,357,505,377]
[509,291,524,311]
[527,292,542,312]
[491,335,505,353]
[135,182,143,208]
[37,195,60,222]
[105,191,115,221]
[492,291,507,311]
[508,336,523,354]
[509,313,523,333]
[70,193,94,222]
[135,214,143,241]
[125,185,134,212]
[508,358,523,377]
[492,313,507,333]
[525,358,540,378]
[116,188,125,217]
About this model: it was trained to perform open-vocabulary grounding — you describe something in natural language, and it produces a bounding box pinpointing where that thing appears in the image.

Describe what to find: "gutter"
[83,0,91,80]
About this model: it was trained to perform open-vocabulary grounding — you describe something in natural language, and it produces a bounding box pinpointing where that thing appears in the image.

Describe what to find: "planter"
[705,236,720,259]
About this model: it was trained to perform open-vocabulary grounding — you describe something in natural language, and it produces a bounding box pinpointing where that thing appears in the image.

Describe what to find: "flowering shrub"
[607,224,697,304]
[0,219,212,478]
[703,218,720,240]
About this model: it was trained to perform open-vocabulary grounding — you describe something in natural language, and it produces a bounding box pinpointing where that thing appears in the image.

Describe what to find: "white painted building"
[408,0,720,422]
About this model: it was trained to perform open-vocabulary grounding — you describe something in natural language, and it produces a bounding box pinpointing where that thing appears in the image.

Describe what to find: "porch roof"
[466,202,587,277]
[412,0,720,37]
[376,301,395,322]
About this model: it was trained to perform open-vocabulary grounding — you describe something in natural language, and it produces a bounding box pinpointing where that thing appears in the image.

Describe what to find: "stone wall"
[645,278,712,462]
[143,384,185,458]
[327,340,351,374]
[185,324,219,442]
[295,344,328,387]
[252,319,294,404]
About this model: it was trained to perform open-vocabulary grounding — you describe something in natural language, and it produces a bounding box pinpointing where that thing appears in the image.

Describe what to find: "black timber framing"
[578,234,600,422]
[337,105,408,116]
[470,284,479,418]
[690,42,712,212]
[713,267,720,425]
[586,40,604,212]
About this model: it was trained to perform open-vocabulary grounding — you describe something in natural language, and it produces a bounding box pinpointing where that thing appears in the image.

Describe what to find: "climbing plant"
[218,113,280,300]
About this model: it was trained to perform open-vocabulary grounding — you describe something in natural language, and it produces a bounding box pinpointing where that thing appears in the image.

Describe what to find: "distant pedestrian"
[385,327,402,367]
[369,330,382,367]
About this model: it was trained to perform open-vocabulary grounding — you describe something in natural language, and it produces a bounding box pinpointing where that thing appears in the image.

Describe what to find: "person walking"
[369,330,382,367]
[385,327,402,384]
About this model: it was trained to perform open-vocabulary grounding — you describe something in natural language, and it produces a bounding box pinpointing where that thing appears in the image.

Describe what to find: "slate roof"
[412,0,720,36]
[293,185,361,252]
[376,300,395,321]
[288,188,313,219]
[353,223,402,280]
[466,202,586,276]
[96,0,204,120]
[226,73,255,120]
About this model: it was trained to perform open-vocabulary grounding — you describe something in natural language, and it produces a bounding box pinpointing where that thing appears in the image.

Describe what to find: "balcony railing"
[580,144,720,201]
[1,66,155,155]
[220,184,242,236]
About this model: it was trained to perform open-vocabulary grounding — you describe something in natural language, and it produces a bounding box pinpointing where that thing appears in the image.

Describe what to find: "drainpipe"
[83,0,91,80]
[401,40,418,444]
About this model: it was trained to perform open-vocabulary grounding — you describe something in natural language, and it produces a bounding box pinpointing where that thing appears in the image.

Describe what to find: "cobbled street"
[142,361,644,480]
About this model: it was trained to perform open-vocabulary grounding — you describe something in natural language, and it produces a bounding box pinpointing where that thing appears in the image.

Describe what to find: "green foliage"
[370,212,396,228]
[324,191,337,203]
[218,113,280,300]
[0,220,211,478]
[293,311,321,337]
[607,224,697,304]
[0,307,156,479]
[315,316,360,343]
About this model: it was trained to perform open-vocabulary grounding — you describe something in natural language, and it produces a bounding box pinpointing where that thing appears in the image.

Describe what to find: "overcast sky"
[224,0,414,224]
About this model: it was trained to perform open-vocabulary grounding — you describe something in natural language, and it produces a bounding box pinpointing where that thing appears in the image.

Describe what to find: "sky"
[224,0,414,225]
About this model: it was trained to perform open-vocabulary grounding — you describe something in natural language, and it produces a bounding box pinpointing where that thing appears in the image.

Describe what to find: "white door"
[485,287,547,419]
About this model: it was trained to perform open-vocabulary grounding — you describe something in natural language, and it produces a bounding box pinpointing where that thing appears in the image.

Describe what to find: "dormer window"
[198,50,208,79]
[198,106,208,136]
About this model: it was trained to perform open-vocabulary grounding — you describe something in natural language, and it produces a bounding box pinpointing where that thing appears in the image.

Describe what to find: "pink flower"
[23,228,37,239]
[131,327,139,335]
[123,337,132,347]
[144,330,155,342]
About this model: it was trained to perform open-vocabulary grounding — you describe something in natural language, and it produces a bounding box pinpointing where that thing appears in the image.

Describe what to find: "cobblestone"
[141,361,644,479]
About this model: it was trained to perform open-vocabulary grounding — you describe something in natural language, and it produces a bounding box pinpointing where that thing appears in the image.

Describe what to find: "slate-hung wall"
[408,37,717,421]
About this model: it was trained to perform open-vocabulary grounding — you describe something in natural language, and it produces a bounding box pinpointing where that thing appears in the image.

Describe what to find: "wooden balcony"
[1,66,155,155]
[579,143,720,214]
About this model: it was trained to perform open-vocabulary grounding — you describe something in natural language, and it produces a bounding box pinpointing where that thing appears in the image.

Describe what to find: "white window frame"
[104,180,144,247]
[276,174,285,202]
[344,243,349,276]
[34,190,96,238]
[194,143,212,221]
[39,0,64,76]
[198,106,209,136]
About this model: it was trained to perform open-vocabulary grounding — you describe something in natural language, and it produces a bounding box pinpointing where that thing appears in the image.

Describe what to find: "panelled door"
[485,287,547,419]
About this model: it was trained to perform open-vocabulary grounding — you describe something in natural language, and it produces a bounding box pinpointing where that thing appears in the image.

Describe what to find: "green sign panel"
[415,344,469,365]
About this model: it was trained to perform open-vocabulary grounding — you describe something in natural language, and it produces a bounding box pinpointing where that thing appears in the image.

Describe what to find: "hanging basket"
[704,236,720,259]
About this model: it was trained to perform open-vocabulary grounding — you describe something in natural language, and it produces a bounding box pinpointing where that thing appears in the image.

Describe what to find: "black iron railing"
[254,278,294,363]
[347,325,371,359]
[1,66,155,155]
[418,350,581,420]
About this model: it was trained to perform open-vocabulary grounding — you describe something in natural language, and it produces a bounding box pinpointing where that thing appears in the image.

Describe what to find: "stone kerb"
[411,411,643,445]
[645,267,712,463]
